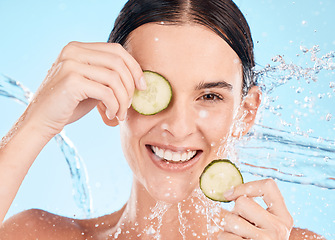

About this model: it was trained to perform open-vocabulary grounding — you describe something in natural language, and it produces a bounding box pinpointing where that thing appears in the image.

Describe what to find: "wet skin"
[0,23,324,239]
[120,23,249,204]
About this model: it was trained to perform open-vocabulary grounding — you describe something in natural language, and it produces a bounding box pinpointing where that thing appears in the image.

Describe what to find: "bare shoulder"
[0,208,84,240]
[75,204,126,238]
[0,206,125,240]
[290,227,326,240]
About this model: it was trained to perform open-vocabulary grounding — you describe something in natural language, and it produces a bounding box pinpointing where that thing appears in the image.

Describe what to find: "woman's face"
[120,23,252,203]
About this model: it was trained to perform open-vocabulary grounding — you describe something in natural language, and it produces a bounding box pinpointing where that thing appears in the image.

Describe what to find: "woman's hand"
[218,178,294,240]
[0,41,145,223]
[25,41,144,139]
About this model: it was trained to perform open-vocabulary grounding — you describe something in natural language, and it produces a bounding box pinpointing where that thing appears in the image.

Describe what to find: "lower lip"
[146,145,202,172]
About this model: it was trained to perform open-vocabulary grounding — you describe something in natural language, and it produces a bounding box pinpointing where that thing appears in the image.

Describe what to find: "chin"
[145,180,198,205]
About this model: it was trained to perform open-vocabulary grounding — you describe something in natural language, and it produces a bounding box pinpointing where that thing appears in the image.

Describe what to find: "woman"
[0,0,324,239]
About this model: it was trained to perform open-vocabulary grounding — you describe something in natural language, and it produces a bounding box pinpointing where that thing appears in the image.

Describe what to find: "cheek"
[122,109,151,138]
[120,111,147,169]
[195,106,236,150]
[120,108,161,169]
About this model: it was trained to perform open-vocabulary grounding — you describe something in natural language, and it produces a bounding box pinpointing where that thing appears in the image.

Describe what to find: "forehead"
[126,23,243,90]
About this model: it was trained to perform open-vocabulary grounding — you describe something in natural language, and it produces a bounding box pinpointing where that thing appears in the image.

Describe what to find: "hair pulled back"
[108,0,255,95]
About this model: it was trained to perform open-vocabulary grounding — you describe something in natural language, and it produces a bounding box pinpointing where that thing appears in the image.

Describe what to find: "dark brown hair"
[108,0,255,95]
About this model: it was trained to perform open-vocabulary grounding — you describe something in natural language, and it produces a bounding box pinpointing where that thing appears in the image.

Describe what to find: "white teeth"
[187,151,194,159]
[151,146,197,162]
[164,150,173,160]
[181,152,188,161]
[172,152,181,162]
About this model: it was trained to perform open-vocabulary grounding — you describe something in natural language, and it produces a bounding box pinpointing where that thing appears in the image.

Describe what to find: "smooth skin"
[0,23,325,239]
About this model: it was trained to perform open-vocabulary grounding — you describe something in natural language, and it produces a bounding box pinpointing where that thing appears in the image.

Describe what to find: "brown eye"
[203,94,216,101]
[201,93,223,102]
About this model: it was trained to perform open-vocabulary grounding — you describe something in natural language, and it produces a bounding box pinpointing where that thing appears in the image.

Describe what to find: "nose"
[161,99,197,139]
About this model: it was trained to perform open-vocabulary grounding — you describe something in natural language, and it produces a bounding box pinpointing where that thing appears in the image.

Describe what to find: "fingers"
[224,178,290,219]
[48,41,146,123]
[232,195,279,229]
[218,231,244,240]
[232,195,292,239]
[219,198,292,240]
[58,73,121,122]
[221,210,263,239]
[219,179,294,240]
[58,42,145,91]
[58,60,130,120]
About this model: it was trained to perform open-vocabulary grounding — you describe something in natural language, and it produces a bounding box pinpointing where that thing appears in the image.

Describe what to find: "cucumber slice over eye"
[132,70,172,115]
[199,159,244,202]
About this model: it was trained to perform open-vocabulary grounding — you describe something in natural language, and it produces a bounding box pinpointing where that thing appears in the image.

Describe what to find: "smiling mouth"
[149,145,199,163]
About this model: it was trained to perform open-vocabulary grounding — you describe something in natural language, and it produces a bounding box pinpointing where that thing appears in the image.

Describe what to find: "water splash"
[0,74,33,104]
[238,124,335,188]
[236,45,335,189]
[1,45,334,222]
[0,74,93,217]
[192,188,224,239]
[145,201,171,239]
[177,202,187,240]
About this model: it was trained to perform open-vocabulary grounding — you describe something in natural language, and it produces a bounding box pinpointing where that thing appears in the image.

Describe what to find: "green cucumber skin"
[199,159,244,203]
[132,70,172,116]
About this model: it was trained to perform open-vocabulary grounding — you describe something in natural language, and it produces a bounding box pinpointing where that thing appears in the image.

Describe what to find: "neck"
[113,178,224,239]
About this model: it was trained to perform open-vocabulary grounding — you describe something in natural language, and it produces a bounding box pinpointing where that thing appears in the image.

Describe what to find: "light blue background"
[1,0,334,238]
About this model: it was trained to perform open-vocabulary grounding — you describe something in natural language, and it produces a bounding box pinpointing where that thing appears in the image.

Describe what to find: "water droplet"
[304,96,311,103]
[296,87,303,93]
[307,129,314,134]
[146,226,156,235]
[114,227,122,238]
[300,45,309,53]
[325,113,332,121]
[199,110,208,118]
[272,55,283,63]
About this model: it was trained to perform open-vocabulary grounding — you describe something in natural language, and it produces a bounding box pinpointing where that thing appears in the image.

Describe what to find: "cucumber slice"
[132,70,172,115]
[199,159,243,202]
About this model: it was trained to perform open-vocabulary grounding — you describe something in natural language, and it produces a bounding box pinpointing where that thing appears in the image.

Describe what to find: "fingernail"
[224,188,234,199]
[139,76,147,90]
[106,109,114,120]
[116,115,124,122]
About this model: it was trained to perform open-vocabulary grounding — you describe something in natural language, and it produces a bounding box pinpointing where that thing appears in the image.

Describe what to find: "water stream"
[0,74,93,217]
[235,45,335,189]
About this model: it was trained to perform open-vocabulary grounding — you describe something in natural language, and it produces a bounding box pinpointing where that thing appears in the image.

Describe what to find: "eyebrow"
[195,81,233,91]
